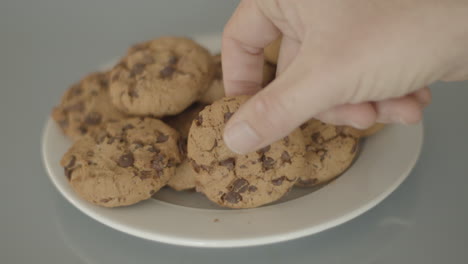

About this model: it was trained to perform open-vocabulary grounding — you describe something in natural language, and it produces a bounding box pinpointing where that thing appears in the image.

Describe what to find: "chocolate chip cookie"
[52,72,127,141]
[109,37,214,117]
[358,123,385,137]
[198,55,276,104]
[187,96,306,208]
[165,103,206,191]
[61,117,182,207]
[296,119,361,187]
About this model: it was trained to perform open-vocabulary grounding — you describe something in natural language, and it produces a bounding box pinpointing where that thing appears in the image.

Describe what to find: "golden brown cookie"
[164,104,206,191]
[198,55,276,104]
[52,72,127,141]
[109,37,214,117]
[264,37,282,65]
[187,96,306,208]
[61,117,182,207]
[357,123,386,137]
[296,120,360,187]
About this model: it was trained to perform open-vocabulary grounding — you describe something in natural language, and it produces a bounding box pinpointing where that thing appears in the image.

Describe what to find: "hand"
[221,0,468,154]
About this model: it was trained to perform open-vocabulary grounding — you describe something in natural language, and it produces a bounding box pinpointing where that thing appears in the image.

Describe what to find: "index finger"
[222,0,280,96]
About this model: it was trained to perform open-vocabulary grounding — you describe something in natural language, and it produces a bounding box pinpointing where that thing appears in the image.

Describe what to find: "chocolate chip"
[300,123,308,130]
[156,133,169,143]
[195,114,203,126]
[256,145,271,155]
[272,176,287,186]
[311,132,323,144]
[168,56,178,65]
[84,112,102,125]
[100,198,112,203]
[260,156,275,170]
[139,171,152,180]
[130,63,145,77]
[147,146,159,153]
[78,125,88,134]
[117,153,134,168]
[151,153,166,175]
[200,164,210,171]
[64,168,73,180]
[224,112,233,123]
[281,151,291,164]
[219,158,236,171]
[65,156,76,169]
[191,159,201,173]
[160,66,175,78]
[316,149,327,161]
[70,85,83,96]
[248,186,258,192]
[128,88,139,98]
[98,77,108,87]
[230,178,249,193]
[133,140,144,148]
[222,191,242,204]
[283,136,290,145]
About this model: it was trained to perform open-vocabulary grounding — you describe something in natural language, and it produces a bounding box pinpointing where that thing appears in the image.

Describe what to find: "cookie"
[61,117,182,207]
[296,119,360,187]
[357,123,385,137]
[198,55,276,104]
[264,36,282,65]
[165,103,205,191]
[165,103,206,139]
[187,96,306,208]
[52,72,127,141]
[109,37,214,117]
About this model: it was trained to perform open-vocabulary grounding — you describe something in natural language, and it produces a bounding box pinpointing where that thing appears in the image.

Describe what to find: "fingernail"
[350,121,368,130]
[223,121,262,154]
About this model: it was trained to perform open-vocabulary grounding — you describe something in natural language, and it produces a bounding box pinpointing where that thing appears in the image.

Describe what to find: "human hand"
[221,0,468,154]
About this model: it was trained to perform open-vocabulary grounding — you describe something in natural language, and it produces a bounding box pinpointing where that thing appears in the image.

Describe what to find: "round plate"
[41,33,423,248]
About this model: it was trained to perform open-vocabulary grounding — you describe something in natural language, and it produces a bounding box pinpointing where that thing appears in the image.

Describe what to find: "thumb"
[223,53,345,154]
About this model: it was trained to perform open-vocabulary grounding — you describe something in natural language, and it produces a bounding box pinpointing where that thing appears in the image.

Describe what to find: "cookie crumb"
[213,218,220,223]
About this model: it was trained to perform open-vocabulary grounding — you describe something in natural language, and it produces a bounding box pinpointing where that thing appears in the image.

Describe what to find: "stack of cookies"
[52,36,384,209]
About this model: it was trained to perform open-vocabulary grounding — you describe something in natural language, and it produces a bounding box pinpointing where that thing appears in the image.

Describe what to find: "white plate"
[41,33,423,248]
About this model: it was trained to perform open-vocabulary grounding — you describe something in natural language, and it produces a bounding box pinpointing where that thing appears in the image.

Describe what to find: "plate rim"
[42,118,423,248]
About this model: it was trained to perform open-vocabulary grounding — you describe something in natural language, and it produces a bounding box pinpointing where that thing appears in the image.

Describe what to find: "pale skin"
[221,0,468,154]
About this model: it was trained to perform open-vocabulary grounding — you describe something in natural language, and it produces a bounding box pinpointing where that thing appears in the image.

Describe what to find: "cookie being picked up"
[187,96,306,209]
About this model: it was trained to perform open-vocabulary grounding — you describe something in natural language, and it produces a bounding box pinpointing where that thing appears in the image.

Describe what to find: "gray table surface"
[2,0,468,263]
